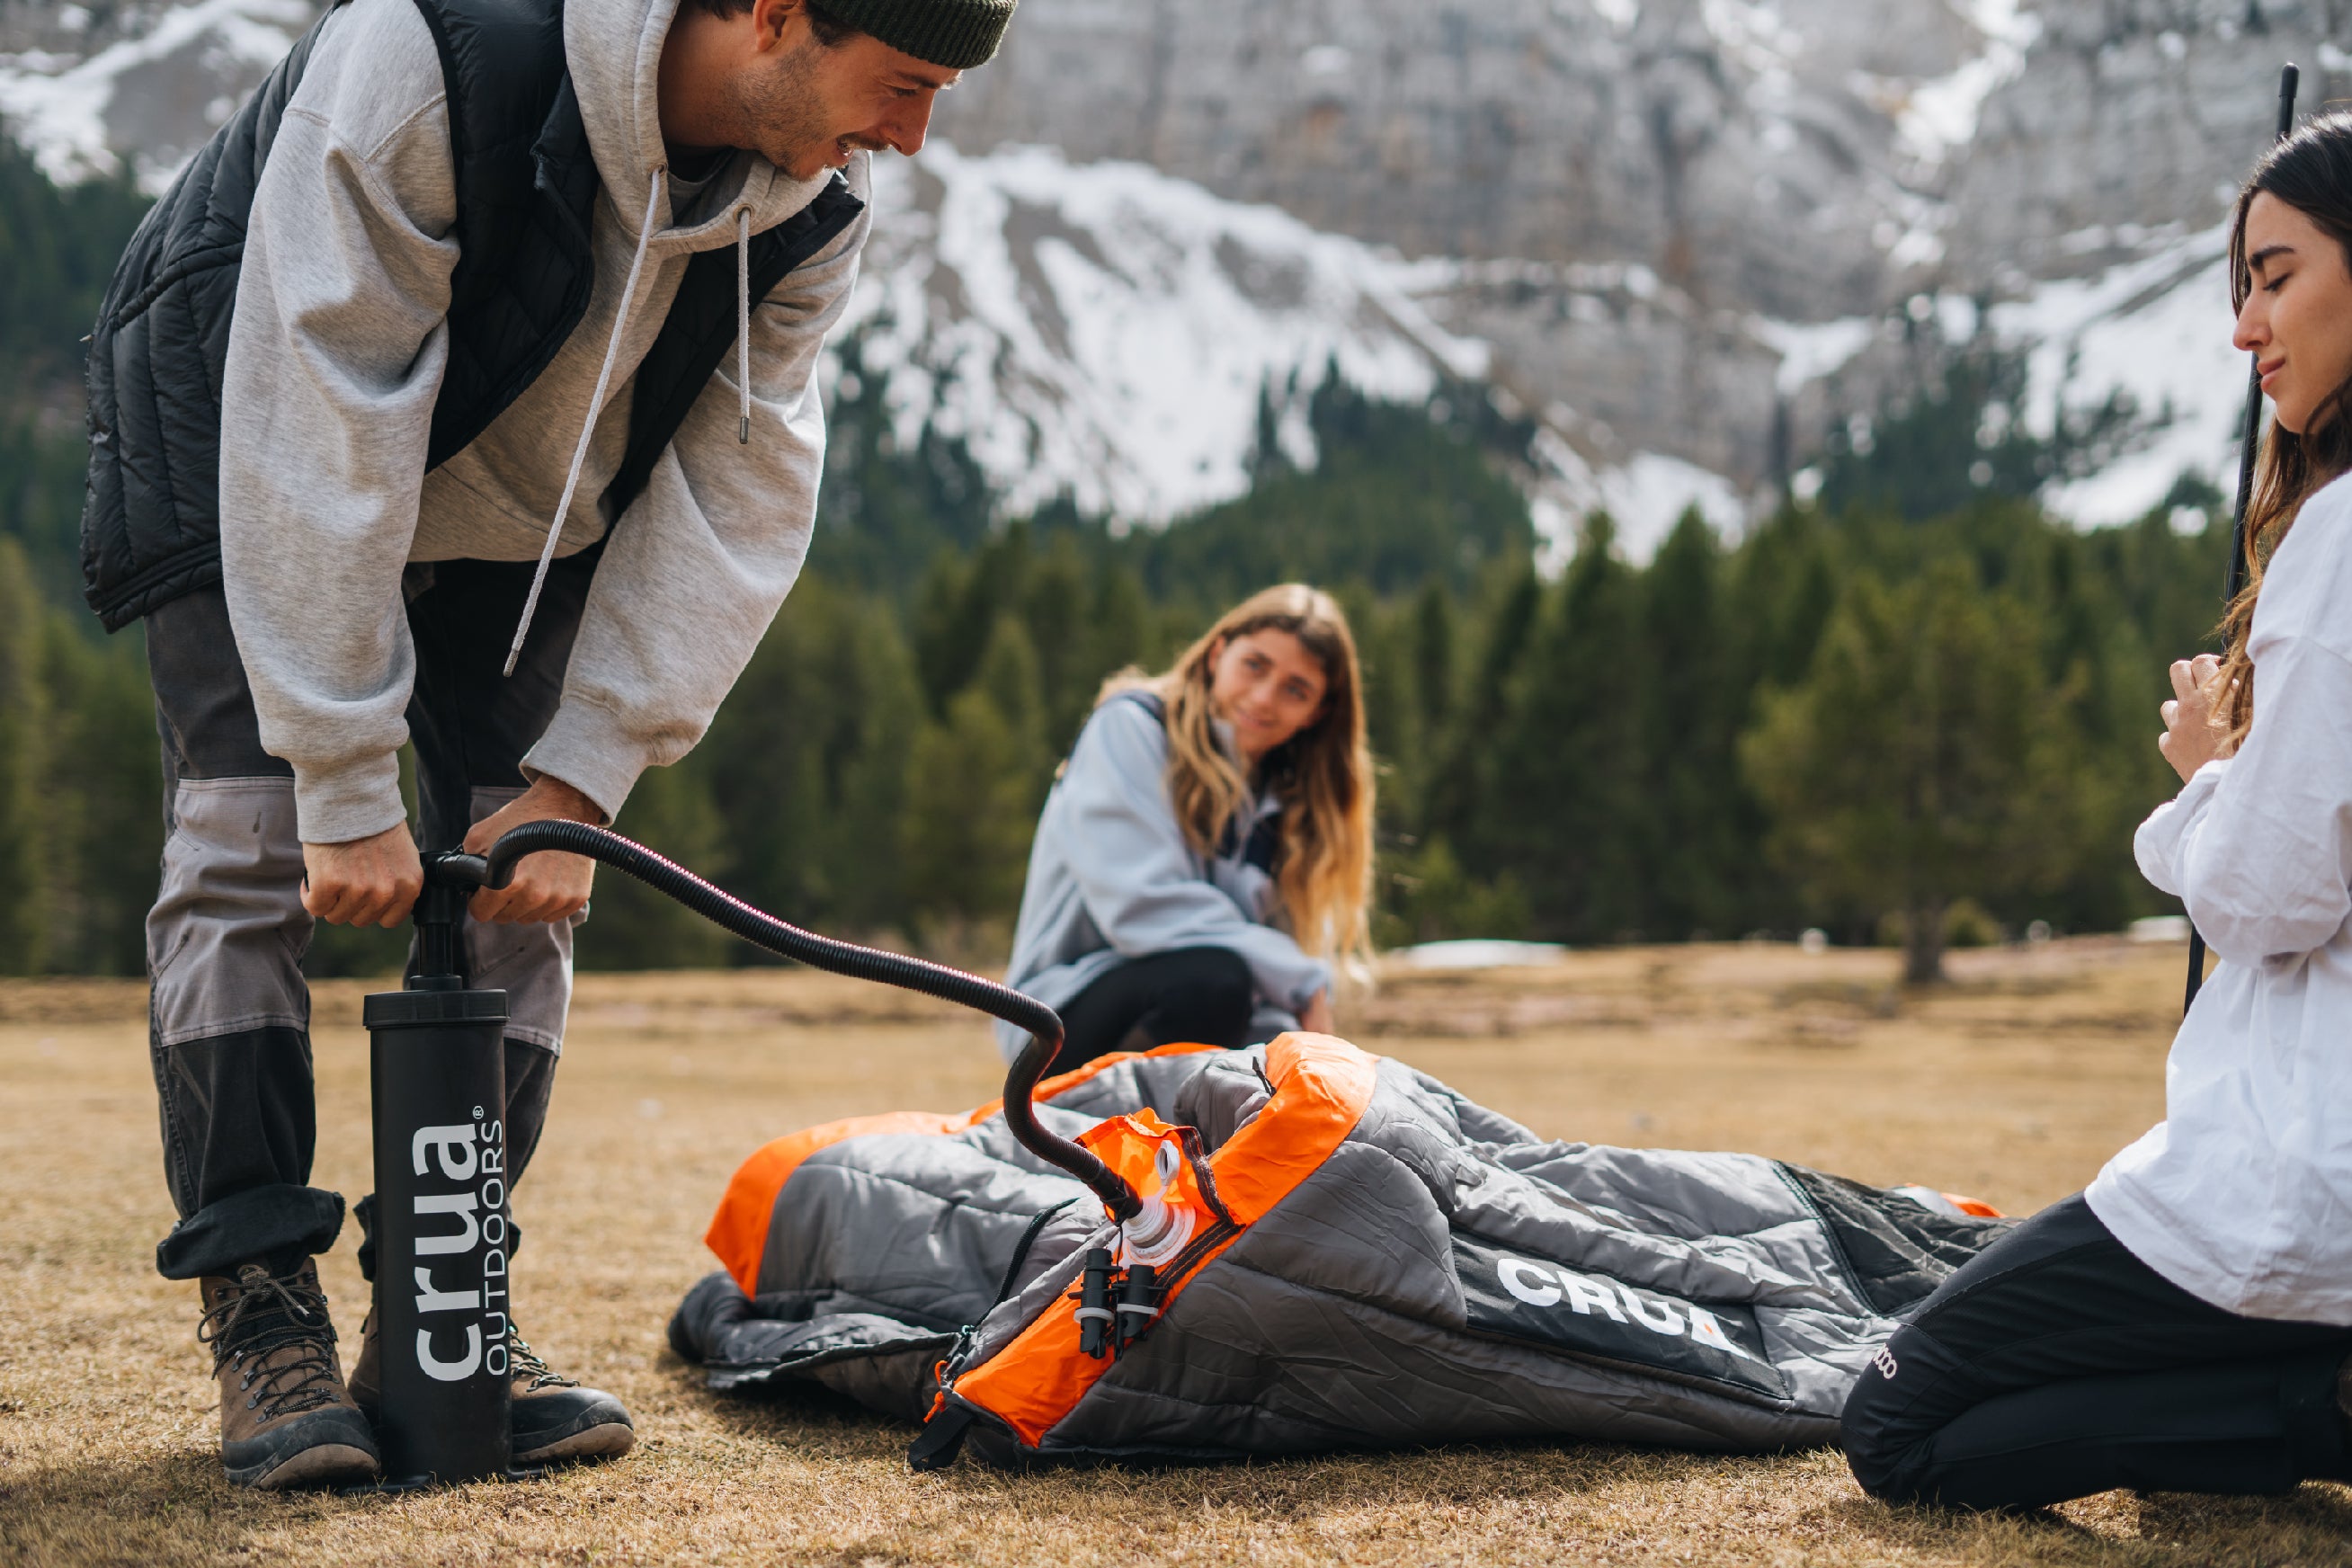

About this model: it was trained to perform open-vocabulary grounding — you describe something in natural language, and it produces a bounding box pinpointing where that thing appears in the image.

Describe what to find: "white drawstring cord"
[503,167,667,678]
[736,206,752,444]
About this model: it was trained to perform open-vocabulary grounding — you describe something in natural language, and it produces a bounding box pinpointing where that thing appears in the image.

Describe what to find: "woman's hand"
[1298,990,1335,1035]
[463,777,601,923]
[2159,655,2237,784]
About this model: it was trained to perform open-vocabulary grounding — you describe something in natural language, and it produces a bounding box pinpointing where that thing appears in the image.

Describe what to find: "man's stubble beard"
[730,37,837,180]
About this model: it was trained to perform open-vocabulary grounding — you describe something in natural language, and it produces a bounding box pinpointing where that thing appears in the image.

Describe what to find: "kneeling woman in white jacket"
[1844,113,2352,1510]
[994,584,1375,1074]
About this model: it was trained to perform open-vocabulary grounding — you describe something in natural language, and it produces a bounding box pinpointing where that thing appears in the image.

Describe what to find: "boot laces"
[506,1329,577,1393]
[197,1262,343,1419]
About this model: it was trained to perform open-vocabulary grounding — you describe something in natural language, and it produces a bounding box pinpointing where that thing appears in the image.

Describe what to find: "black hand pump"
[358,820,1144,1489]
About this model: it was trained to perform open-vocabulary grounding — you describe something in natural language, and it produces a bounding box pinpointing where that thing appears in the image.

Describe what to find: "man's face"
[732,4,960,180]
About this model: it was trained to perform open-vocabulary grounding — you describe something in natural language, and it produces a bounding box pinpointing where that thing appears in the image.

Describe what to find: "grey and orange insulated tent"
[671,1034,2006,1470]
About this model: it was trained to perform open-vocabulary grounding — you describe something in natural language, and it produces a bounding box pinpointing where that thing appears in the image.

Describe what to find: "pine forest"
[0,133,2224,984]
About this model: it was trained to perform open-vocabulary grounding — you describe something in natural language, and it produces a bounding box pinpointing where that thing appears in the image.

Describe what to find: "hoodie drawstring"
[504,167,667,678]
[737,207,753,445]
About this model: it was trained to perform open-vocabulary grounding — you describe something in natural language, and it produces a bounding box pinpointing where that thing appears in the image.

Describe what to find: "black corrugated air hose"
[428,818,1143,1221]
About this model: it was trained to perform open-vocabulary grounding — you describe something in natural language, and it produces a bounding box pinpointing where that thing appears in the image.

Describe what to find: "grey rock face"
[1949,2,2347,287]
[934,0,2348,498]
[937,0,1965,323]
[0,0,317,188]
[6,0,2346,518]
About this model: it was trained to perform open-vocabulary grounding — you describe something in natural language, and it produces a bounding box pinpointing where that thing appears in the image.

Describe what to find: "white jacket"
[2089,471,2352,1323]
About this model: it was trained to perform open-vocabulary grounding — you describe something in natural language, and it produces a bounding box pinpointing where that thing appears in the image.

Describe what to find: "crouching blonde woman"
[994,584,1375,1074]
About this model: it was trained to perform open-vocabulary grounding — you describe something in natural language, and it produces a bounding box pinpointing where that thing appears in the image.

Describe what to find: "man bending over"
[84,0,1014,1489]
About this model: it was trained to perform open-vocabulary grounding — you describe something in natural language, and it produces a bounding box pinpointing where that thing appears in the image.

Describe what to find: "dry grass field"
[5,937,2351,1567]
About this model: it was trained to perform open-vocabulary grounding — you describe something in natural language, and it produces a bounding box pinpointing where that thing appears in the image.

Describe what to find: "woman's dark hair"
[2216,111,2352,741]
[682,0,860,45]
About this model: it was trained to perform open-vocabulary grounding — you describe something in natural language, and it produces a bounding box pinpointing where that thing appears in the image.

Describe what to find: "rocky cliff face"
[0,0,312,189]
[4,0,2346,548]
[926,0,1962,495]
[1950,1,2348,287]
[940,0,1945,317]
[936,0,2348,521]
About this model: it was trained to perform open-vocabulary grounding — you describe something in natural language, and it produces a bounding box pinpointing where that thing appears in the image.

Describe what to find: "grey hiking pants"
[144,552,599,1281]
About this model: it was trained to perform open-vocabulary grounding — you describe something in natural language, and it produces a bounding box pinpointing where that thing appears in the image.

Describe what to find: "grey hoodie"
[992,697,1332,1061]
[218,0,872,843]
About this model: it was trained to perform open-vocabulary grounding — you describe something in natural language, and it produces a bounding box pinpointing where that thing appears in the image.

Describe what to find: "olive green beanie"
[816,0,1017,68]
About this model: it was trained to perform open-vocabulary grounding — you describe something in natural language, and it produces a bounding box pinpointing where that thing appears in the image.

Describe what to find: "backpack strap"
[1112,689,1166,725]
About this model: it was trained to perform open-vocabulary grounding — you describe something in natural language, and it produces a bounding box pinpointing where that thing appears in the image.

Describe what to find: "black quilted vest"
[79,0,863,631]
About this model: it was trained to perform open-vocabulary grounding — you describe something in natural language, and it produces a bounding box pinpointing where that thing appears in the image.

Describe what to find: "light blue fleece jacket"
[993,696,1333,1063]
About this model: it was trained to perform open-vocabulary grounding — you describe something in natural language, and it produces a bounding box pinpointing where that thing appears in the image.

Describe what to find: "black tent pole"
[2185,62,2299,1017]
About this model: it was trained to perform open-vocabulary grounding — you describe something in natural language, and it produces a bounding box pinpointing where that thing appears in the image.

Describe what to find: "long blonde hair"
[2216,114,2352,744]
[1100,584,1375,964]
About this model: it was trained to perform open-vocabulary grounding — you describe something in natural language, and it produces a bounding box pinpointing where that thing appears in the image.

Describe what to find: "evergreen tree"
[976,612,1048,772]
[1421,565,1540,860]
[38,617,162,974]
[808,336,995,599]
[1341,582,1417,826]
[0,539,50,972]
[696,576,923,935]
[913,524,1032,715]
[1739,562,2095,981]
[1125,379,1537,604]
[1640,509,1752,937]
[1813,346,2148,523]
[900,616,1051,941]
[1482,515,1653,940]
[0,408,98,610]
[0,130,149,379]
[577,761,734,970]
[1411,582,1456,738]
[1021,533,1091,753]
[1378,835,1530,947]
[0,117,2246,986]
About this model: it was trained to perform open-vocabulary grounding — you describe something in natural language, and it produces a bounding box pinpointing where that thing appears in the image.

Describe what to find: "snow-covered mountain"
[3,0,2344,555]
[0,0,308,189]
[843,143,1487,526]
[841,142,1747,554]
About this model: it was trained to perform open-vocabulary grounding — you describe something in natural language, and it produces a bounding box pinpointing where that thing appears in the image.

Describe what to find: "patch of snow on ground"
[1753,313,1875,396]
[1399,940,1566,970]
[1896,0,2040,167]
[842,141,1488,523]
[842,141,1748,548]
[0,0,307,187]
[1590,453,1749,558]
[1765,227,2251,530]
[1527,432,1751,569]
[1989,227,2246,526]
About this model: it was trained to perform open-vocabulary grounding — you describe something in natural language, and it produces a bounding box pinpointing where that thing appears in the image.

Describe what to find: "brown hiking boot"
[346,1300,379,1414]
[506,1328,634,1466]
[348,1306,631,1466]
[198,1261,379,1489]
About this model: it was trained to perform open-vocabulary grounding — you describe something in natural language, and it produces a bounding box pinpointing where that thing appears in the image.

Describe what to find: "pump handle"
[432,821,1143,1221]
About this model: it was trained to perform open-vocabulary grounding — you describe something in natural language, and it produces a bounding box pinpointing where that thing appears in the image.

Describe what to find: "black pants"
[144,553,597,1280]
[1047,948,1256,1075]
[1842,1192,2352,1510]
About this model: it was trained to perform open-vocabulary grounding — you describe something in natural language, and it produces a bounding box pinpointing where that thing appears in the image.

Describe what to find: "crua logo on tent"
[1452,1232,1792,1403]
